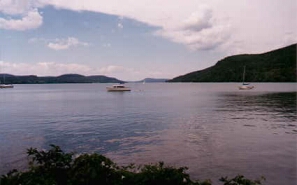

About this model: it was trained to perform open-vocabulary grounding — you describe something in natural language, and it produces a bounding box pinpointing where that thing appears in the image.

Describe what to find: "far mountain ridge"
[128,78,169,83]
[0,74,124,84]
[57,74,86,78]
[169,43,296,82]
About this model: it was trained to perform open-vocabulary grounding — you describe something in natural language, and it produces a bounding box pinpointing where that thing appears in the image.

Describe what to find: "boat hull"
[106,87,131,92]
[238,85,254,90]
[0,84,14,88]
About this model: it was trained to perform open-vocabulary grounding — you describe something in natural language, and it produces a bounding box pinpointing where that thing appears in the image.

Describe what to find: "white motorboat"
[106,84,131,92]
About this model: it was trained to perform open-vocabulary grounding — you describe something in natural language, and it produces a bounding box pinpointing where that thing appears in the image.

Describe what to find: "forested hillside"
[169,44,296,82]
[0,74,124,84]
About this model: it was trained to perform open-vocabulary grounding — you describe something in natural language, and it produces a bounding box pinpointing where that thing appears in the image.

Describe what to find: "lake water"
[0,83,296,184]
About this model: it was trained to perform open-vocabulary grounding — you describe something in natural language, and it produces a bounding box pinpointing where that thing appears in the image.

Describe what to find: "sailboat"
[0,73,13,88]
[0,51,13,88]
[238,66,254,90]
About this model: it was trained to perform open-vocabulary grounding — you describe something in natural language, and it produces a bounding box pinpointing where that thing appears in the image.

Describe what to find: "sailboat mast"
[0,47,7,84]
[242,66,246,84]
[0,48,2,84]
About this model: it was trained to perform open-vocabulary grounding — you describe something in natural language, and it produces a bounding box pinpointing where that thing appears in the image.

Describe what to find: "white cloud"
[1,0,296,53]
[97,65,172,80]
[0,0,44,30]
[158,25,230,51]
[102,43,111,48]
[155,6,231,50]
[0,61,92,76]
[40,0,296,53]
[0,9,42,30]
[28,37,46,43]
[47,37,89,50]
[0,0,33,15]
[182,7,212,32]
[28,37,90,50]
[282,32,297,47]
[39,1,231,50]
[99,65,135,74]
[0,61,138,79]
[37,1,222,50]
[1,60,173,80]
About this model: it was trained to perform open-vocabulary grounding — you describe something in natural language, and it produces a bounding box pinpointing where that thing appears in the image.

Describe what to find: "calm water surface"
[0,83,296,185]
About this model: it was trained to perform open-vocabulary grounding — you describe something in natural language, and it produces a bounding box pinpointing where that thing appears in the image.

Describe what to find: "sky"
[0,0,296,81]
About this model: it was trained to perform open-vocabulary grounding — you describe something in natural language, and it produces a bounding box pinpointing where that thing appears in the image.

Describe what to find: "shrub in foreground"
[0,145,264,185]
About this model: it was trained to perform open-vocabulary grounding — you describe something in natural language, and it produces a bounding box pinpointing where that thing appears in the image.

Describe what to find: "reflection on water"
[0,83,296,185]
[215,92,296,134]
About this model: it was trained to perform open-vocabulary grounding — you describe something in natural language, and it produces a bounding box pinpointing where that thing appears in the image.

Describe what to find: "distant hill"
[169,44,297,82]
[134,78,169,83]
[0,74,124,84]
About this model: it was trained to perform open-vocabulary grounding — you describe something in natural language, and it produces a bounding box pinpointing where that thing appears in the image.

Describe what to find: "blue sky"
[0,0,296,81]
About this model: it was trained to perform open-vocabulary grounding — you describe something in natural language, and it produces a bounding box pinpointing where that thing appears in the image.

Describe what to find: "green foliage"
[133,162,200,185]
[70,153,121,185]
[169,43,296,82]
[220,175,265,185]
[27,144,73,169]
[0,145,264,185]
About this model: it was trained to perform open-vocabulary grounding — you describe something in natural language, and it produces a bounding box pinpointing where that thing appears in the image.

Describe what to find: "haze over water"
[0,83,296,185]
